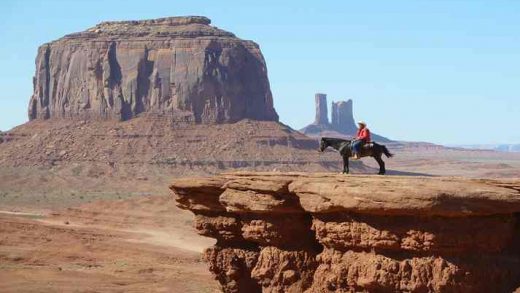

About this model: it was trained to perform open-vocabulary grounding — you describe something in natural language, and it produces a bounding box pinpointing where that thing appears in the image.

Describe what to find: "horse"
[319,137,393,175]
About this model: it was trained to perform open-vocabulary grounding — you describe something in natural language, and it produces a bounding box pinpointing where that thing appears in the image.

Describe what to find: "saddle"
[339,141,375,155]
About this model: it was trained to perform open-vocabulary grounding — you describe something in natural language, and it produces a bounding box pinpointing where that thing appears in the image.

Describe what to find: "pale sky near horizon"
[0,0,519,145]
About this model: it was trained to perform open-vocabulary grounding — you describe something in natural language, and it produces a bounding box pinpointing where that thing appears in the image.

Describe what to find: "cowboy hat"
[357,121,367,126]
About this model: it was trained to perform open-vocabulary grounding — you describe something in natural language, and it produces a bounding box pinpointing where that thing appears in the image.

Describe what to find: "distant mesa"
[300,93,391,142]
[454,144,520,153]
[28,16,278,124]
[494,144,520,152]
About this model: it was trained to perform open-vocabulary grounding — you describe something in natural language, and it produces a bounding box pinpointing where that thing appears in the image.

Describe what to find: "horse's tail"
[382,145,394,158]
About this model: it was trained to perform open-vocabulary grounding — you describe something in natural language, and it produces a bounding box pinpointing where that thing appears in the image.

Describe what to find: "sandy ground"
[0,196,219,293]
[366,146,520,178]
[1,143,519,292]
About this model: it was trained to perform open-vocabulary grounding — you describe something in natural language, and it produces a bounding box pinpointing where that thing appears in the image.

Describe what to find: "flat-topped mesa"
[65,16,234,40]
[170,172,520,293]
[29,16,278,123]
[97,16,212,27]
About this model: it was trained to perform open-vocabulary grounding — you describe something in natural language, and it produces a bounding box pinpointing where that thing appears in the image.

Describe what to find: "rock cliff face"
[171,172,520,292]
[28,16,278,123]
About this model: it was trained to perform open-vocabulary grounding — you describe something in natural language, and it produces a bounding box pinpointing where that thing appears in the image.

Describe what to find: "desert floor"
[1,147,519,292]
[0,195,219,292]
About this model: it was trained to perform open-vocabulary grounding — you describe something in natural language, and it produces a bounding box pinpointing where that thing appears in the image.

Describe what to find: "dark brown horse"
[319,137,393,175]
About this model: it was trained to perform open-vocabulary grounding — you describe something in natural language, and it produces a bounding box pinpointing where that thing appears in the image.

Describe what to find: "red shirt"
[356,128,371,142]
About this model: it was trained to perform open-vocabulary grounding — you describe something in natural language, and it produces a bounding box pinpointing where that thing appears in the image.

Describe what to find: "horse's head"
[319,138,327,152]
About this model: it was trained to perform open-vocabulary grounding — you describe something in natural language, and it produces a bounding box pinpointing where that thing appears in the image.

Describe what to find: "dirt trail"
[0,196,219,293]
[38,218,214,253]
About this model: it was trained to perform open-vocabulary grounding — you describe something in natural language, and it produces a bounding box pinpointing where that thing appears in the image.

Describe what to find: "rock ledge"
[170,172,520,292]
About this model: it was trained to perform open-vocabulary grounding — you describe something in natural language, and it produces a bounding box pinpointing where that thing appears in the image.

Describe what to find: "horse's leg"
[342,155,350,174]
[374,155,385,175]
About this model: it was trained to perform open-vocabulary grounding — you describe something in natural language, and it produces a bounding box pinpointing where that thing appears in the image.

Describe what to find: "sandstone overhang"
[170,172,520,292]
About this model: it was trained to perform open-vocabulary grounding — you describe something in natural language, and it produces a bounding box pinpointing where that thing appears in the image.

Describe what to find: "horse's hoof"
[378,172,385,175]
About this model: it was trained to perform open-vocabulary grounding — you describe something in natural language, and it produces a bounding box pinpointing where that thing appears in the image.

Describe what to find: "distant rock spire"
[331,99,357,134]
[300,94,391,142]
[314,93,329,125]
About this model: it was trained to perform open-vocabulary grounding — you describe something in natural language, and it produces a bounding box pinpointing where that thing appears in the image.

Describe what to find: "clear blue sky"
[1,0,519,144]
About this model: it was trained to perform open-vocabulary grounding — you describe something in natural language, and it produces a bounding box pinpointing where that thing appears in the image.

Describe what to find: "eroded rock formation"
[314,93,329,125]
[28,16,278,123]
[170,172,520,292]
[300,93,333,136]
[331,100,356,134]
[300,94,390,141]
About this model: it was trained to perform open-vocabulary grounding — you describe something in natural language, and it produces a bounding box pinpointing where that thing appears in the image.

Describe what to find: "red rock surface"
[170,172,520,292]
[28,16,277,123]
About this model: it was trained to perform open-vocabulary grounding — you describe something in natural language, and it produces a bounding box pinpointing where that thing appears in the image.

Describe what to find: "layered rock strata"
[1,118,371,177]
[170,172,520,292]
[28,16,278,123]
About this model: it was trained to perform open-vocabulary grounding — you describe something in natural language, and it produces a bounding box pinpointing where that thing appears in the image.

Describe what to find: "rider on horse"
[351,121,370,160]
